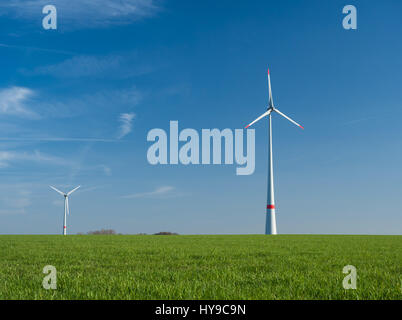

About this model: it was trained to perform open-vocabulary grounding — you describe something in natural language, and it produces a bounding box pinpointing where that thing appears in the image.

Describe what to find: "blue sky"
[0,0,401,235]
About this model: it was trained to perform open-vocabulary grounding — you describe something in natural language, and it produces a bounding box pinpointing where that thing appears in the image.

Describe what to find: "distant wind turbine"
[245,68,303,235]
[50,185,80,235]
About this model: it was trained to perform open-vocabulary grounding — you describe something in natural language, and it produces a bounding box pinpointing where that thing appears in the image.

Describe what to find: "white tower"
[245,68,303,235]
[50,186,80,235]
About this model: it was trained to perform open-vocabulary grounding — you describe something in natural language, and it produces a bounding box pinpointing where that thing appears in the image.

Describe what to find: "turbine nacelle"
[245,69,303,130]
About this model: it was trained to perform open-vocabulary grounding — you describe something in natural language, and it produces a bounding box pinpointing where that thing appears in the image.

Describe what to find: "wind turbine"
[245,68,303,235]
[50,185,80,235]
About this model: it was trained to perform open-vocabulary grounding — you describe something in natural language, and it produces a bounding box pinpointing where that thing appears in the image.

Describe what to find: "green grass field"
[0,235,400,300]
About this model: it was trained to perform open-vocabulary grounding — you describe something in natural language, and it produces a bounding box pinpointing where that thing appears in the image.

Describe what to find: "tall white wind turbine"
[50,185,80,235]
[245,68,303,235]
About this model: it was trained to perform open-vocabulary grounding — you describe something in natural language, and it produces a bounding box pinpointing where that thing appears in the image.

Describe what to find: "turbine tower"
[50,185,80,235]
[245,68,303,235]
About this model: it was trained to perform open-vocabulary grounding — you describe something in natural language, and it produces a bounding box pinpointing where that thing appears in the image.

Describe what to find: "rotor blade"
[66,197,70,215]
[245,109,271,129]
[268,68,274,109]
[50,185,65,196]
[67,185,80,196]
[274,108,304,129]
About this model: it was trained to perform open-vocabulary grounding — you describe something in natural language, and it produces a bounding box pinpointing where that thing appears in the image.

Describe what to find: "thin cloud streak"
[0,43,76,55]
[0,85,142,120]
[0,0,159,30]
[0,150,75,168]
[23,52,154,79]
[0,137,118,142]
[121,186,176,199]
[341,116,377,126]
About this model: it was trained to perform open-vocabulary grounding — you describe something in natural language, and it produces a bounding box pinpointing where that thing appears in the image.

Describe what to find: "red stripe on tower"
[267,204,275,209]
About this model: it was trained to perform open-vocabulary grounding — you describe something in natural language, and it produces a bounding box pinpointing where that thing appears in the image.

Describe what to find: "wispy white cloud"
[0,187,33,215]
[0,85,141,120]
[91,165,112,176]
[118,113,135,139]
[0,87,38,118]
[46,86,142,118]
[52,199,64,207]
[341,116,376,126]
[78,185,108,193]
[5,196,31,209]
[0,150,74,168]
[0,0,159,30]
[22,52,154,79]
[0,209,25,215]
[31,54,122,78]
[0,137,117,142]
[121,186,176,199]
[0,43,76,55]
[100,165,112,176]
